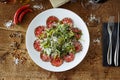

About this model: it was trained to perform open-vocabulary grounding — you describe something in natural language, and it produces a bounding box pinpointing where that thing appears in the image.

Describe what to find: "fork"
[107,16,115,65]
[114,12,119,66]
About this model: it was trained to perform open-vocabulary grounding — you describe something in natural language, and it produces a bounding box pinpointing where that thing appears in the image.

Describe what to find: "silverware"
[114,12,119,66]
[107,16,115,65]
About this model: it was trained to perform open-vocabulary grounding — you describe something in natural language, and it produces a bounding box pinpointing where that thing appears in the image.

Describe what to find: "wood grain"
[0,0,120,80]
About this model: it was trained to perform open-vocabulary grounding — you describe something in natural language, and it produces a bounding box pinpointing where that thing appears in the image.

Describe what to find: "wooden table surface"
[0,0,120,80]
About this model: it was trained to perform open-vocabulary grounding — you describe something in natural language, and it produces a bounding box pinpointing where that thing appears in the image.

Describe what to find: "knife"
[114,12,119,66]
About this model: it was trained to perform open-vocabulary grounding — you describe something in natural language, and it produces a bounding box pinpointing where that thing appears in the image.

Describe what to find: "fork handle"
[107,36,112,65]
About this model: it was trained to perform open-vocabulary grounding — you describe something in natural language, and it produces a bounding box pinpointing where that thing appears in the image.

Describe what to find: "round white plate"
[26,8,90,72]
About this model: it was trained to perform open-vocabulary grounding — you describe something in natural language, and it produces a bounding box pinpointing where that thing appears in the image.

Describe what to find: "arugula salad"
[33,16,82,67]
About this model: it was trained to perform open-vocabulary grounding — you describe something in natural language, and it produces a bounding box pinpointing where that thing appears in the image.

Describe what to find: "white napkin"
[49,0,70,8]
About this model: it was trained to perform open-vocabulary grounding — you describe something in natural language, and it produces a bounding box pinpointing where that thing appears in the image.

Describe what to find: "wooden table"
[0,0,120,80]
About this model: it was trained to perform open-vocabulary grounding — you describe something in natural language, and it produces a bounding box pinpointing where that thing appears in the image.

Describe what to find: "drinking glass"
[81,0,101,27]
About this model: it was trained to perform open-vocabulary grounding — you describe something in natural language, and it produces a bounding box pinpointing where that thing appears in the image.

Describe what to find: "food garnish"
[33,16,83,67]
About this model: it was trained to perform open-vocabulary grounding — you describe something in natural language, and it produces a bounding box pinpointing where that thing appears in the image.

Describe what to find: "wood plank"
[0,0,120,80]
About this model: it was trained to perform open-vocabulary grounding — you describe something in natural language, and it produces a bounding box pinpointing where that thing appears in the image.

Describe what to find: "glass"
[81,0,101,27]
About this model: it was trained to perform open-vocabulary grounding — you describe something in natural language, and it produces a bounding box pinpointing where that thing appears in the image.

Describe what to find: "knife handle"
[114,46,119,66]
[114,12,119,66]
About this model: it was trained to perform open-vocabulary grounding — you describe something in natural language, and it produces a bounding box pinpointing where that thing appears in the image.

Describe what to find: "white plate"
[26,8,90,72]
